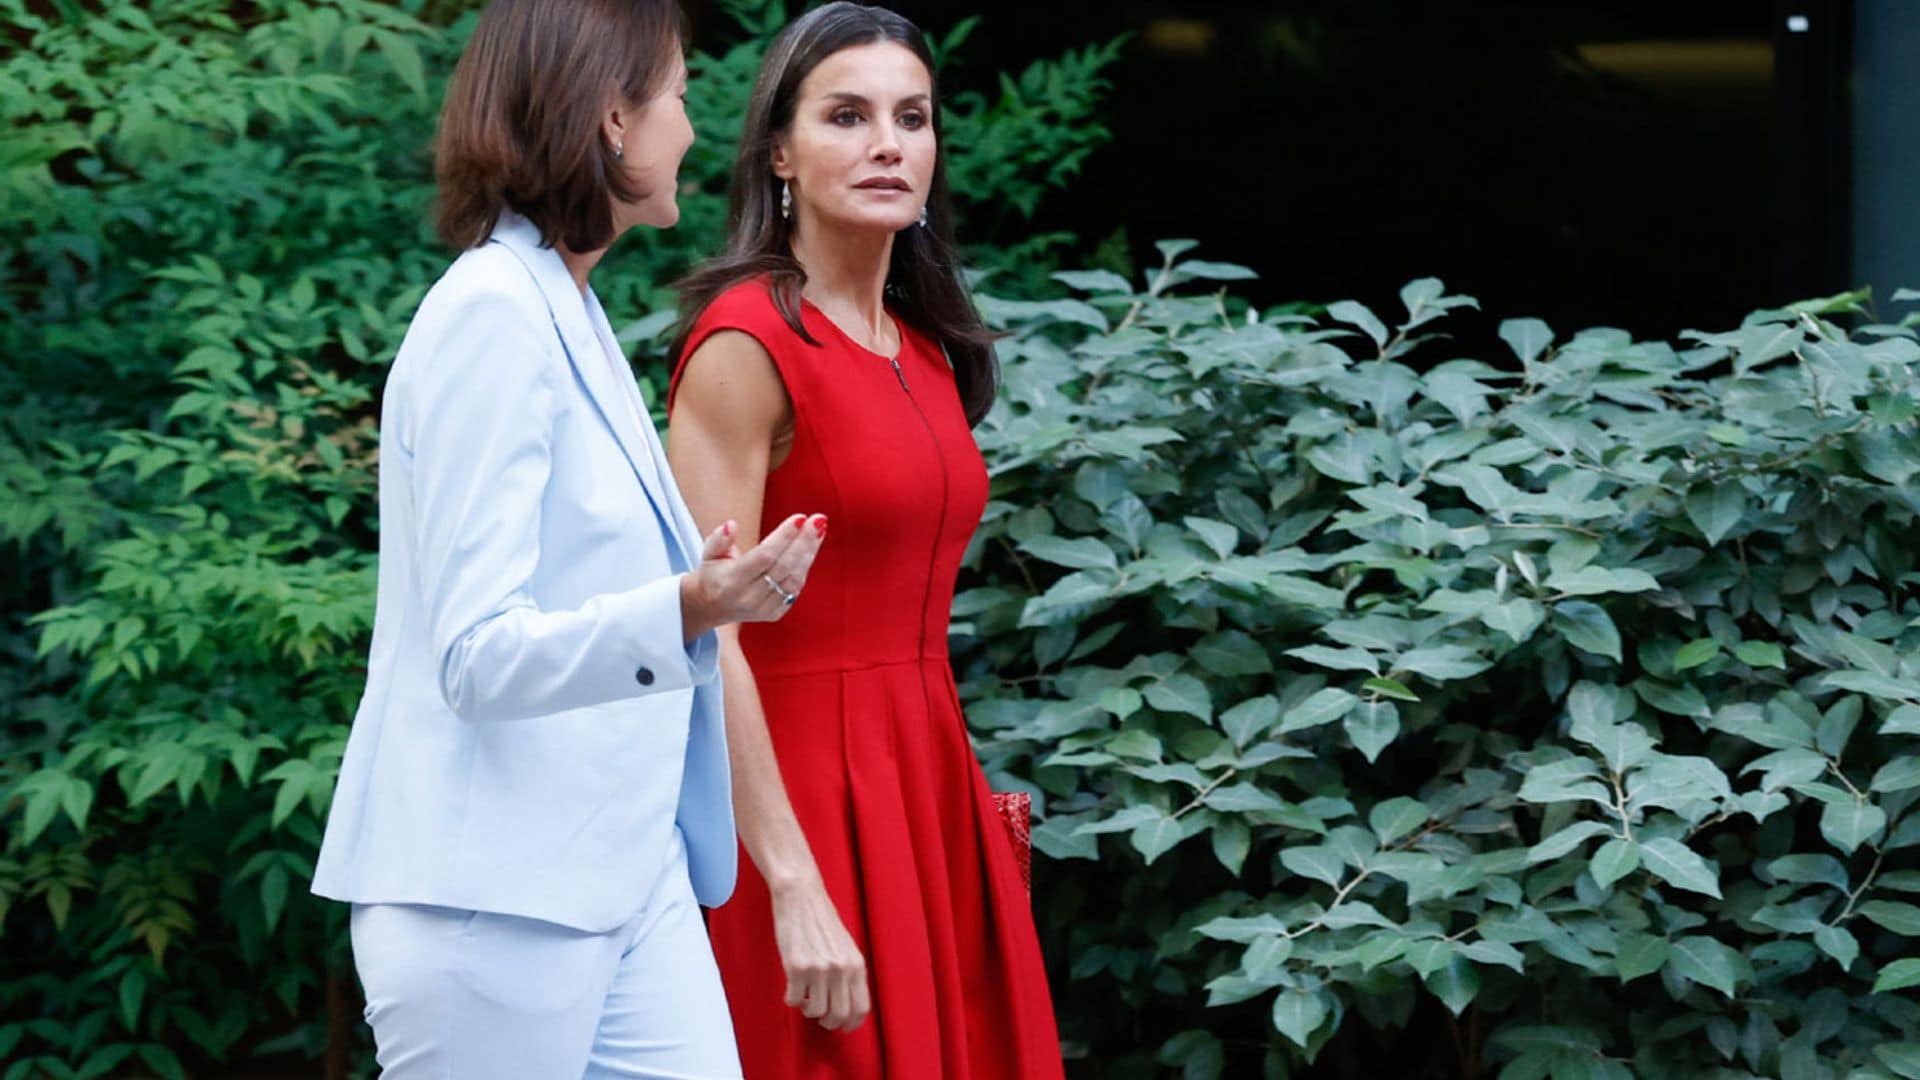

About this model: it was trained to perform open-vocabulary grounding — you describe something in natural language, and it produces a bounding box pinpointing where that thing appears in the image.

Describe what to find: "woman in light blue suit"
[310,1,824,1075]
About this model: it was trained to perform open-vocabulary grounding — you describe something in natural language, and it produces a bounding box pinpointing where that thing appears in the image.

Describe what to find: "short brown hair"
[435,0,685,253]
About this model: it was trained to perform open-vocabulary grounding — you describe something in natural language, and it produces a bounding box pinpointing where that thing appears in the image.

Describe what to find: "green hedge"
[955,253,1920,1077]
[0,1,1113,1074]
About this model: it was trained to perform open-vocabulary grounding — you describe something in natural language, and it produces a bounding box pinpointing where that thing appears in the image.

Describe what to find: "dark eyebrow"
[821,91,932,109]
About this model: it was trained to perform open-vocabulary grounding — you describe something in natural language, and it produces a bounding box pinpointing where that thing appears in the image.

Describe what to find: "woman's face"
[774,42,936,236]
[611,51,693,231]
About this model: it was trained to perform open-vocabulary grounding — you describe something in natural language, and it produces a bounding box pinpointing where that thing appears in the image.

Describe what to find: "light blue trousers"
[349,834,741,1079]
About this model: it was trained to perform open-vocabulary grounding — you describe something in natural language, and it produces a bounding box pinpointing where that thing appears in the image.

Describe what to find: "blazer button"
[635,667,655,686]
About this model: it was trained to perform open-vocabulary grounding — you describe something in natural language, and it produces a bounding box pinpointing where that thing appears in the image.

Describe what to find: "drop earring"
[613,140,623,160]
[917,204,928,229]
[780,180,792,220]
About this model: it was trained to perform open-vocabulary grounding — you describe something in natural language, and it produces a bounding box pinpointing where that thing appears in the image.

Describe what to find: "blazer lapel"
[584,290,707,560]
[486,214,695,569]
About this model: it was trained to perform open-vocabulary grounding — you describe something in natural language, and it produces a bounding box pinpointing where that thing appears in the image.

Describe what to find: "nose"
[869,119,902,165]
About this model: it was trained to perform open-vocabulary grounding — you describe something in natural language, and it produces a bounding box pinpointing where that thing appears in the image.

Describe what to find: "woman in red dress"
[665,4,1063,1076]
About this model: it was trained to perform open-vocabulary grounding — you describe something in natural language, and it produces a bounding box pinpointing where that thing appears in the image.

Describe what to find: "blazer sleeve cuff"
[603,573,719,698]
[676,574,721,687]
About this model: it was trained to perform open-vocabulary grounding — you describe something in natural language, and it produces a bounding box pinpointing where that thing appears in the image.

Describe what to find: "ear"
[601,97,630,156]
[770,137,795,181]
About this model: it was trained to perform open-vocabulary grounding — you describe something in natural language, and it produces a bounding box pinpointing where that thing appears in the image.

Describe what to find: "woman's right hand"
[680,513,826,640]
[770,874,870,1032]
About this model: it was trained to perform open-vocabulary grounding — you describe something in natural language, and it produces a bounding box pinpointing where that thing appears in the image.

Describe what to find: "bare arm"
[668,330,870,1033]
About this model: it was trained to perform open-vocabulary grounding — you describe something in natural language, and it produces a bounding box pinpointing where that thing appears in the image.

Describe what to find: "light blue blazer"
[311,213,735,932]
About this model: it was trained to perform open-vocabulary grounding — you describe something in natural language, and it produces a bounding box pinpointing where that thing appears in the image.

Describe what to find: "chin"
[831,208,917,235]
[641,199,680,230]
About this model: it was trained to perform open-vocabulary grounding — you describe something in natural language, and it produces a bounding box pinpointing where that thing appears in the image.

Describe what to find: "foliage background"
[9,2,1920,1080]
[958,262,1920,1077]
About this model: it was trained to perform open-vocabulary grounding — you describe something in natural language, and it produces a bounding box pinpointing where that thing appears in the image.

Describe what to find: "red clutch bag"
[991,792,1033,896]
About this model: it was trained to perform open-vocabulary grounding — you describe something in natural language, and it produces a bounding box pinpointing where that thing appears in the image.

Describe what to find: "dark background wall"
[694,2,1852,342]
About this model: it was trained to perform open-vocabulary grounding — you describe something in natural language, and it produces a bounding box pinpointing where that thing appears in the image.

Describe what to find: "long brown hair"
[435,0,685,253]
[672,2,998,425]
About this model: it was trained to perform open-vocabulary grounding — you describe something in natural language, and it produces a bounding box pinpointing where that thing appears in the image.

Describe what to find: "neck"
[556,245,606,295]
[790,221,894,335]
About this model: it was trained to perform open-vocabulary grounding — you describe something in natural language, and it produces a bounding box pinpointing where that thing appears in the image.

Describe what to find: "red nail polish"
[814,519,828,537]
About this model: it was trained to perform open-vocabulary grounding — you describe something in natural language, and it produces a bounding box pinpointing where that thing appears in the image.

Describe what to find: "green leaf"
[1499,318,1554,366]
[1590,838,1640,889]
[1130,814,1198,864]
[260,864,288,932]
[1873,756,1920,793]
[138,1045,188,1080]
[1369,797,1429,846]
[1204,783,1288,815]
[1191,631,1272,676]
[1767,854,1850,891]
[1875,1044,1920,1080]
[1018,534,1118,570]
[1672,638,1721,672]
[1527,821,1613,864]
[1665,935,1743,998]
[1271,989,1329,1047]
[1396,645,1490,682]
[1344,700,1400,763]
[119,970,145,1032]
[1286,644,1380,674]
[1423,954,1480,1015]
[1861,901,1920,936]
[1875,958,1920,992]
[1819,799,1887,854]
[1638,838,1722,898]
[372,29,426,97]
[1019,570,1119,626]
[1483,598,1544,643]
[1328,300,1387,347]
[1544,566,1660,597]
[1361,676,1419,702]
[1106,730,1162,761]
[1279,688,1358,733]
[1613,933,1668,982]
[1886,705,1920,736]
[1219,697,1282,748]
[1280,845,1346,887]
[1553,601,1623,662]
[1243,934,1294,978]
[270,775,308,829]
[1684,482,1745,546]
[1820,669,1920,703]
[1732,641,1787,669]
[1098,687,1144,719]
[1813,924,1859,969]
[1211,818,1251,875]
[1145,674,1213,722]
[1567,705,1657,774]
[1183,516,1239,558]
[1517,757,1610,805]
[1053,269,1133,294]
[1196,914,1291,942]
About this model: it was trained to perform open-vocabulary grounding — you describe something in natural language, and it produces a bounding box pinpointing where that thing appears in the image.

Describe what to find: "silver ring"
[762,574,797,606]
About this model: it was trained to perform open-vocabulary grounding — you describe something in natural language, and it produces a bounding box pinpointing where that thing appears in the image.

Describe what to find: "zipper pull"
[889,357,910,393]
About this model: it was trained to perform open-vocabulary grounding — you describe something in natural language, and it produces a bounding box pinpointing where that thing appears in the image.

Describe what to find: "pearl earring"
[780,180,792,220]
[614,140,623,160]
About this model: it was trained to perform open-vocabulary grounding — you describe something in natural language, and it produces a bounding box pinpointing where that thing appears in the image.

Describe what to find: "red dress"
[672,281,1063,1079]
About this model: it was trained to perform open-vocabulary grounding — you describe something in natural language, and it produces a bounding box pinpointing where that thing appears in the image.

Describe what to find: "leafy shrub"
[956,250,1920,1078]
[0,0,1114,1073]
